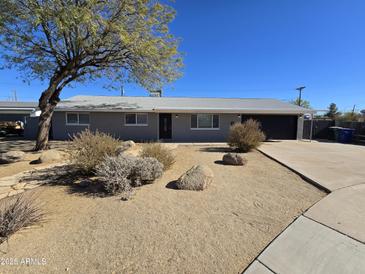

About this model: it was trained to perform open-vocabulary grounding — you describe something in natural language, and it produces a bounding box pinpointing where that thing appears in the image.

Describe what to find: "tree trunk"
[34,69,76,151]
[34,77,63,151]
[34,104,55,151]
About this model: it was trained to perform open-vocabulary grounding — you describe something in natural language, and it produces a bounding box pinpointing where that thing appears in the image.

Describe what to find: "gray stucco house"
[38,95,312,142]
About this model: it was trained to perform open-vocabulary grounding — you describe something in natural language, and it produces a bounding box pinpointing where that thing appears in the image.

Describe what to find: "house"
[0,101,38,123]
[39,95,313,142]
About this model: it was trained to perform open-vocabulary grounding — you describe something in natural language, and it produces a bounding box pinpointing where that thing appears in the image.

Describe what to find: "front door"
[159,113,172,139]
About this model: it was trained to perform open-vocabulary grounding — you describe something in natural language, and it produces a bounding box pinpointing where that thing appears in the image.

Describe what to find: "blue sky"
[0,0,364,112]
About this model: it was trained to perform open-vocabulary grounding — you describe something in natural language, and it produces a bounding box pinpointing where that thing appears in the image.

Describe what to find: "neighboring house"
[0,101,39,138]
[0,101,38,123]
[44,95,313,142]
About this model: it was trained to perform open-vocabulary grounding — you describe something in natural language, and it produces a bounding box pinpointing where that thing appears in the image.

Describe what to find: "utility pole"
[13,90,17,102]
[296,86,306,106]
[351,104,356,115]
[121,86,125,96]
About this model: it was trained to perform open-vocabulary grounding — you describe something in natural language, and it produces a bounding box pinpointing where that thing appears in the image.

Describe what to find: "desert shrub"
[96,155,134,195]
[69,129,121,174]
[227,119,266,152]
[140,143,175,170]
[0,195,44,245]
[130,157,164,186]
[96,155,163,197]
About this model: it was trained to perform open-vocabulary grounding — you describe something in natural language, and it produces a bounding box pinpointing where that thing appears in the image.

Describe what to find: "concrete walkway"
[244,140,365,274]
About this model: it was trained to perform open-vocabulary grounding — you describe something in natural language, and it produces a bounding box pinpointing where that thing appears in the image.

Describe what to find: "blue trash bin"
[338,128,355,143]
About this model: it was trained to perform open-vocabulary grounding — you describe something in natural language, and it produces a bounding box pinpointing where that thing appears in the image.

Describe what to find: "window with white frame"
[66,113,89,125]
[191,114,219,129]
[125,113,148,126]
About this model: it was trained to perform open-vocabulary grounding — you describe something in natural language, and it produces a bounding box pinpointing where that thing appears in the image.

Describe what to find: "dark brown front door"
[159,113,172,139]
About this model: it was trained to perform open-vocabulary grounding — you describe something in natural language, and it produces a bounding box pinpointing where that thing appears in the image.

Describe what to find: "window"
[125,113,148,126]
[79,114,90,125]
[191,114,219,129]
[66,113,89,125]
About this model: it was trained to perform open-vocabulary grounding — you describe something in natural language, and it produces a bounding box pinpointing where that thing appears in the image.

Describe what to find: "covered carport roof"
[57,95,315,114]
[0,101,38,114]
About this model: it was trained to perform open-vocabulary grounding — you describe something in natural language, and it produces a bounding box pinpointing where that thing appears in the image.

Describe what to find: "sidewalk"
[243,141,365,274]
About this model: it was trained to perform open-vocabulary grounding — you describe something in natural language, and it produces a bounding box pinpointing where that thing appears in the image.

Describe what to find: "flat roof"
[56,95,314,114]
[0,101,38,109]
[0,101,38,114]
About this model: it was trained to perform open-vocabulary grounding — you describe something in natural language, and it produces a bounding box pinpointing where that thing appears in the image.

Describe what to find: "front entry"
[159,113,172,139]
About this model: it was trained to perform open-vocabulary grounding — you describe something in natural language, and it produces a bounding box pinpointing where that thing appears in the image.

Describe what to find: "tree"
[338,112,361,122]
[325,103,341,119]
[290,97,311,109]
[0,0,183,150]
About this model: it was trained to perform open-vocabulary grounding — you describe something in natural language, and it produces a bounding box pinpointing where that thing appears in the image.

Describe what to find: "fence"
[303,119,365,140]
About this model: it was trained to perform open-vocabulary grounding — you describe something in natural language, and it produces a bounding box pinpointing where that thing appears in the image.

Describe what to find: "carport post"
[310,113,314,141]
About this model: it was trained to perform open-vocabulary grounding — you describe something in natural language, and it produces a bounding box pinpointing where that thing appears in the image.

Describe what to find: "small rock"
[116,140,136,154]
[176,165,214,191]
[35,150,63,164]
[24,184,41,190]
[0,150,26,164]
[8,189,24,197]
[0,193,8,200]
[222,153,247,166]
[12,182,27,190]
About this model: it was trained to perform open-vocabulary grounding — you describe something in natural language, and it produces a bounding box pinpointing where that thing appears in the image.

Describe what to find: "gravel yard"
[0,145,325,273]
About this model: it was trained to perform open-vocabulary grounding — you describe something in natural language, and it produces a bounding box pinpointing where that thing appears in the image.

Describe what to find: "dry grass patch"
[69,129,121,174]
[140,143,175,170]
[0,194,44,245]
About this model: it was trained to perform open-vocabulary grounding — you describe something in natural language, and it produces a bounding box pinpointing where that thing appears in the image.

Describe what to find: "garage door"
[241,115,298,140]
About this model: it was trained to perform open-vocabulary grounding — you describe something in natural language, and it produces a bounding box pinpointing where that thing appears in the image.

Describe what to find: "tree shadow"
[19,165,109,198]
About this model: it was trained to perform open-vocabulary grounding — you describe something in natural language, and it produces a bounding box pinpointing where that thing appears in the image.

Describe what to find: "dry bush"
[130,157,164,186]
[0,195,44,245]
[96,155,163,198]
[96,155,134,195]
[227,119,266,152]
[69,129,121,174]
[140,143,175,170]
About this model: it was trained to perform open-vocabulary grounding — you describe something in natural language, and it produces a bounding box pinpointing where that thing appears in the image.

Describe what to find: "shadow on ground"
[199,147,233,153]
[19,165,109,197]
[0,137,69,153]
[165,180,179,190]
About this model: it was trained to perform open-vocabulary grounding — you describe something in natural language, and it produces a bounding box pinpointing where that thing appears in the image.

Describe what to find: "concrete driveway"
[244,140,365,274]
[258,140,365,192]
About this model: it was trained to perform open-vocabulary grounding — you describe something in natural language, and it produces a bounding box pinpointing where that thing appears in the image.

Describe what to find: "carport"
[242,114,298,139]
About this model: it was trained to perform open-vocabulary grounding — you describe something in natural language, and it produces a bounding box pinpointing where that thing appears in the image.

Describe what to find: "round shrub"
[96,154,163,197]
[130,157,164,186]
[227,119,266,152]
[96,154,135,195]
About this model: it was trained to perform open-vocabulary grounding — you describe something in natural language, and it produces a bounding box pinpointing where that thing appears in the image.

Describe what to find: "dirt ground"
[0,137,69,178]
[0,145,325,274]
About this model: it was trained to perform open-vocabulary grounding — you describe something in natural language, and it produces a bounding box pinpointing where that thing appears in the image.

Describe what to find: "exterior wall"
[52,111,158,141]
[51,111,301,142]
[170,113,241,142]
[90,112,158,141]
[24,117,39,140]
